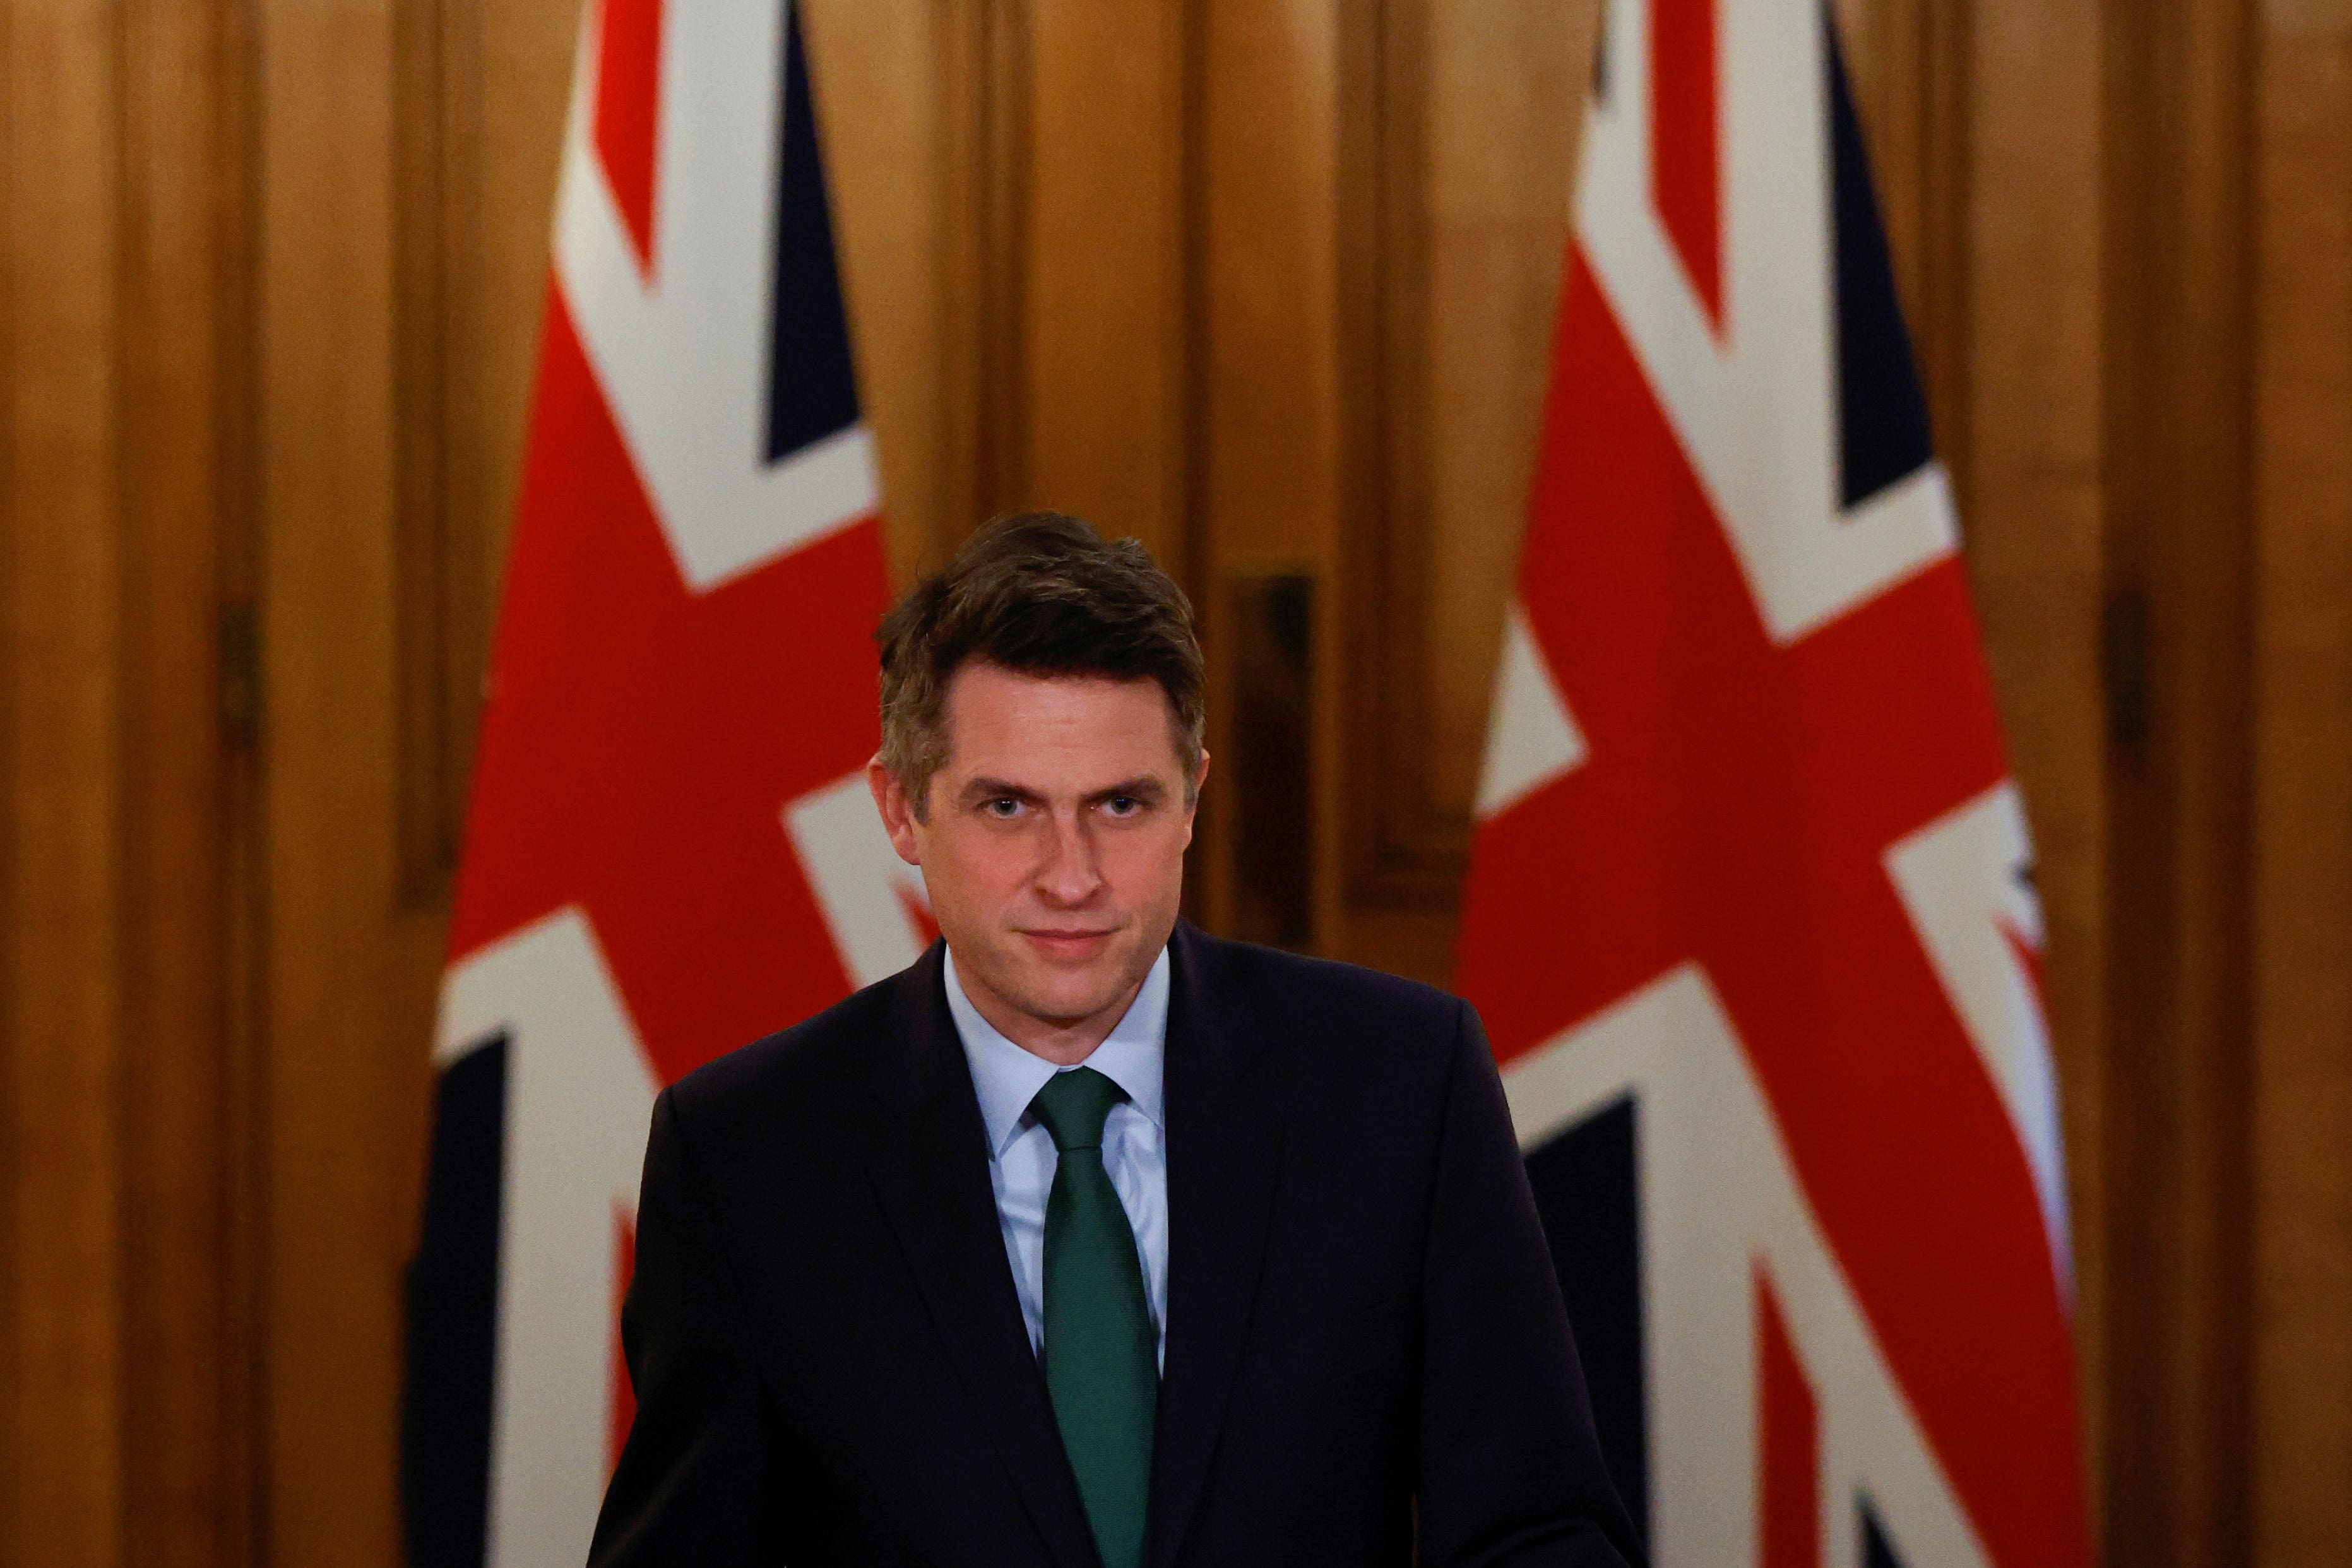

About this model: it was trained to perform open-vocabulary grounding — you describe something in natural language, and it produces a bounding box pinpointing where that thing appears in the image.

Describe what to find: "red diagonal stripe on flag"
[594,0,666,276]
[1651,0,1723,330]
[1758,1270,1821,1568]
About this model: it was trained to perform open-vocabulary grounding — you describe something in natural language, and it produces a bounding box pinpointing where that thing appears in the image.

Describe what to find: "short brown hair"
[876,511,1205,815]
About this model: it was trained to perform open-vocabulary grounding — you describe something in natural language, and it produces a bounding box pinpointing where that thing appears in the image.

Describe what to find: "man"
[590,513,1641,1566]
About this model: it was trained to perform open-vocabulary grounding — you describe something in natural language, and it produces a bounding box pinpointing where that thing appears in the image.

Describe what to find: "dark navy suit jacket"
[588,920,1642,1567]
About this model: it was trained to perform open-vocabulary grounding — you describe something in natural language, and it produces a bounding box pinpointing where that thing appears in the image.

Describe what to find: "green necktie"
[1030,1066,1156,1568]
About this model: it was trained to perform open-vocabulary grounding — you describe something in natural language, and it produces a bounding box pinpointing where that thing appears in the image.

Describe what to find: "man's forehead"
[944,662,1164,703]
[942,665,1174,730]
[939,666,1184,780]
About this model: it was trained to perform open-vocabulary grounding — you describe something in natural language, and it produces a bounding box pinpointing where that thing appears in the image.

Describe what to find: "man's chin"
[992,951,1147,1029]
[1005,979,1129,1032]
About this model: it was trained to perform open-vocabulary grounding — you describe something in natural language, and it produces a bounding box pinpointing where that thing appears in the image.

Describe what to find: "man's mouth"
[1021,927,1118,959]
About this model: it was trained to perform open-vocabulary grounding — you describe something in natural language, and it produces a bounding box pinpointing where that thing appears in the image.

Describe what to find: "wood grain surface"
[5,1,2351,1564]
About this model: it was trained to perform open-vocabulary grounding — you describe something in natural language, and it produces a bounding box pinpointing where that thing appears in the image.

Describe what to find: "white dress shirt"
[944,944,1170,1367]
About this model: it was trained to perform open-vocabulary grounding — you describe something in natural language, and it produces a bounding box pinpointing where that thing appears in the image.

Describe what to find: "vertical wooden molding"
[1897,2,1972,501]
[1914,11,1971,498]
[436,0,493,882]
[2099,0,2259,1561]
[934,0,1030,556]
[1956,0,2109,1531]
[1189,0,1352,951]
[0,3,18,1550]
[217,0,270,1553]
[393,0,451,905]
[1333,0,1596,946]
[1338,0,1460,910]
[1175,0,1211,615]
[805,0,952,588]
[257,0,425,1557]
[1018,0,1189,563]
[394,0,492,909]
[3,2,128,1564]
[116,0,268,1561]
[1173,0,1213,932]
[389,0,510,912]
[2248,6,2352,1562]
[1223,573,1317,947]
[463,0,573,602]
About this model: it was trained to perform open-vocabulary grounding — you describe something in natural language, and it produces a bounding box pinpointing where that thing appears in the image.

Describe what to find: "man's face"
[869,662,1204,1052]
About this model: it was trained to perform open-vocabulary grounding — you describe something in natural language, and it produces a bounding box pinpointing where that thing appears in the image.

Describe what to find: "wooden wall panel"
[393,0,473,895]
[3,0,262,1563]
[805,1,956,585]
[1193,0,1345,941]
[117,0,258,1561]
[1951,0,2113,1532]
[463,0,577,587]
[11,0,2352,1563]
[256,1,439,1564]
[1415,0,1592,845]
[921,0,1032,573]
[2100,0,2259,1560]
[2250,4,2352,1562]
[1199,0,1343,579]
[1019,0,1191,566]
[1325,0,1593,980]
[395,0,576,898]
[4,6,126,1565]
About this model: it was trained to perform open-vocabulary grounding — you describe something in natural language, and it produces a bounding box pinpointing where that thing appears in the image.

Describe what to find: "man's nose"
[1034,810,1105,906]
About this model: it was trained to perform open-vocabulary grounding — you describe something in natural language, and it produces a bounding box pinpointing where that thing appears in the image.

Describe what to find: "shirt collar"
[944,943,1170,1159]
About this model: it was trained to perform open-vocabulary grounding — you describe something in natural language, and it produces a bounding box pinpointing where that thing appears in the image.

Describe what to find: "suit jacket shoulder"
[1181,929,1474,1129]
[665,963,906,1146]
[1199,932,1462,1047]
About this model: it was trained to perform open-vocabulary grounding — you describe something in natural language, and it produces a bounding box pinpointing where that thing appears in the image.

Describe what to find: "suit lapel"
[865,945,1099,1568]
[1149,924,1285,1568]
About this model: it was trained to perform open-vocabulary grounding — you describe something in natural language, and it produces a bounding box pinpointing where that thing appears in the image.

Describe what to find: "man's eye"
[1103,796,1140,817]
[984,797,1023,819]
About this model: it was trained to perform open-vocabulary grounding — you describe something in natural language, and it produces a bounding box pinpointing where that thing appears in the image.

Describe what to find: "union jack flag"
[398,5,929,1564]
[1456,3,2091,1564]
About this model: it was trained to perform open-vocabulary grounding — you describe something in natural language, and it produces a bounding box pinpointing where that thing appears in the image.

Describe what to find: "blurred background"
[2,0,2347,1564]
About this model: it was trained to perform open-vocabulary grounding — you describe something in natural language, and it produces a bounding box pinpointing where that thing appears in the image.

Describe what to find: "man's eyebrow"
[959,776,1046,803]
[1083,777,1168,805]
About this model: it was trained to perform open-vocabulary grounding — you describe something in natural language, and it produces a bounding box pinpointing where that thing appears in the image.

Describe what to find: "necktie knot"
[1029,1065,1123,1153]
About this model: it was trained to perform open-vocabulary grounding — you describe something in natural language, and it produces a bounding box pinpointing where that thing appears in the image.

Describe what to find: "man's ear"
[866,752,924,866]
[1180,749,1211,846]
